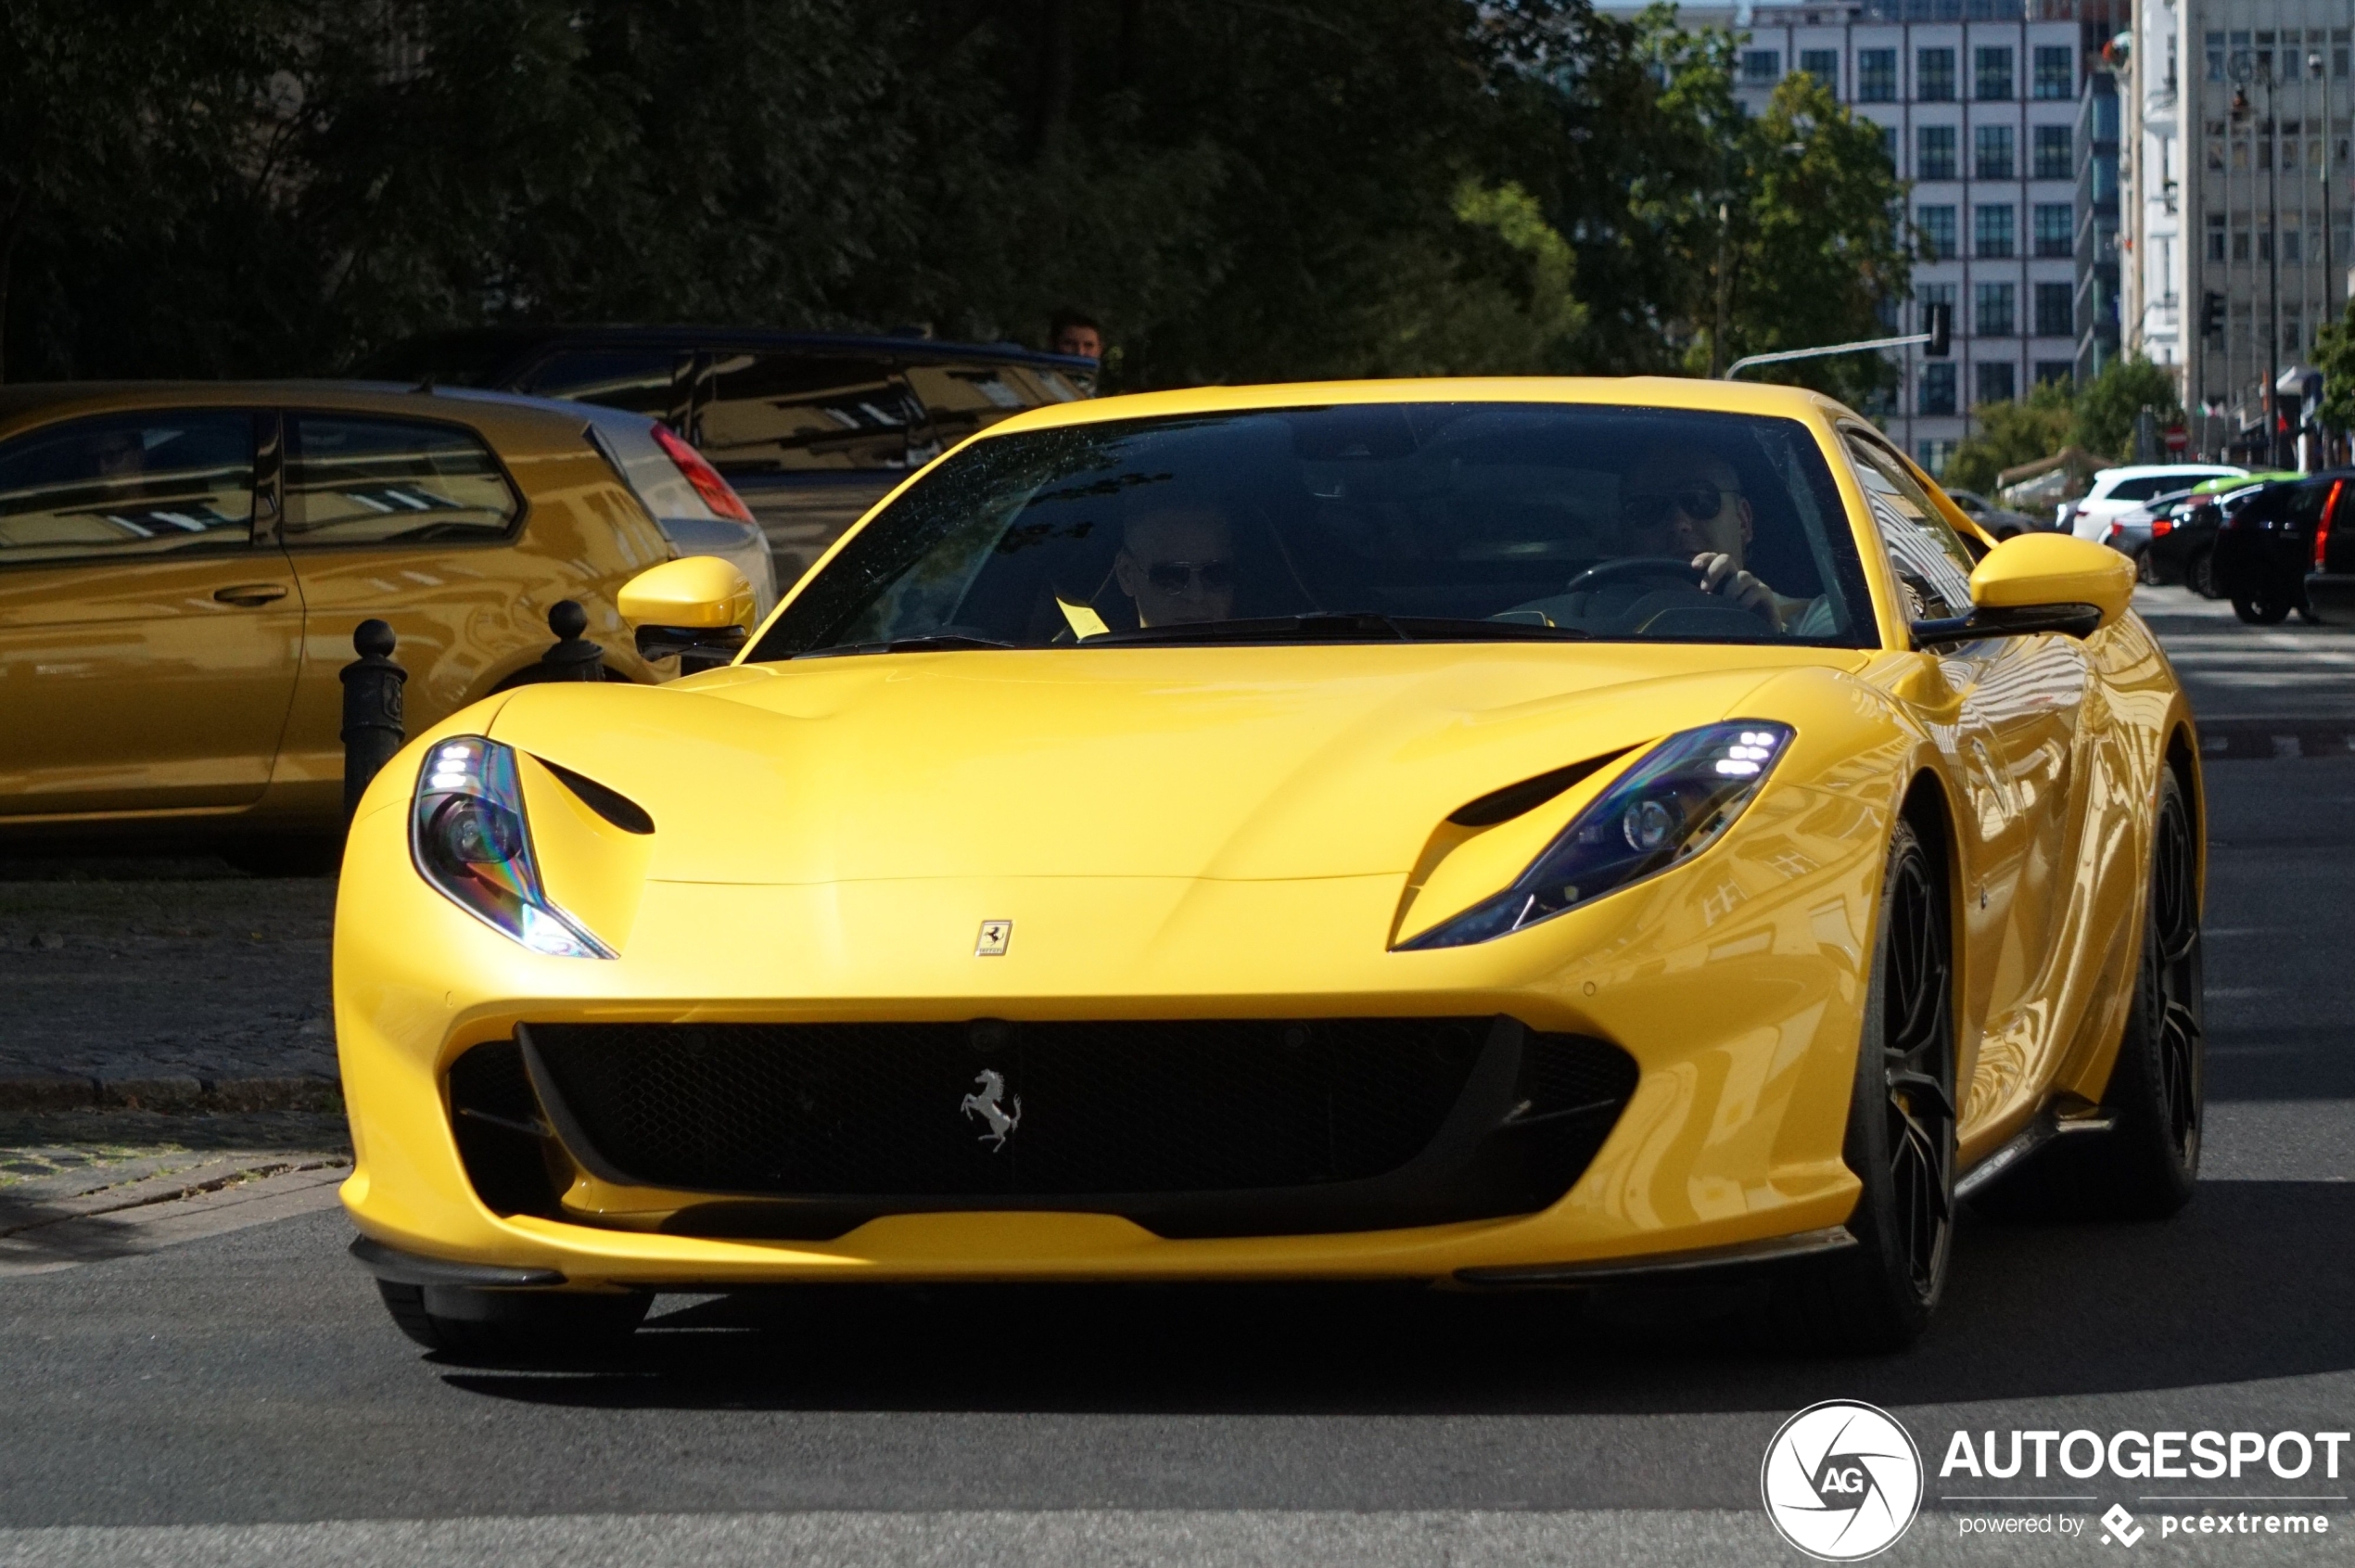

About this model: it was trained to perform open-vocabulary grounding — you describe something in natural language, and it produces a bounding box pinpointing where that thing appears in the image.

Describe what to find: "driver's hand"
[1693,553,1779,624]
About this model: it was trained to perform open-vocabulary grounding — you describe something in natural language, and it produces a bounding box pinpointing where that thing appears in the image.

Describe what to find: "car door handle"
[213,583,289,606]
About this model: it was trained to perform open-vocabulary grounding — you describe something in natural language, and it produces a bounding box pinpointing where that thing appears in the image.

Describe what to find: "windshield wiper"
[794,633,1016,659]
[1084,612,1588,646]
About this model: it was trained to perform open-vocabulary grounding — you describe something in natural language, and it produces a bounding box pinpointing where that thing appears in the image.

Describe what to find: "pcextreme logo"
[1761,1400,1925,1561]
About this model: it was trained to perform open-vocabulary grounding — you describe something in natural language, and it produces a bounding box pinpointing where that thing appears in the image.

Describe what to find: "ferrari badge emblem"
[961,1069,1023,1151]
[975,918,1012,956]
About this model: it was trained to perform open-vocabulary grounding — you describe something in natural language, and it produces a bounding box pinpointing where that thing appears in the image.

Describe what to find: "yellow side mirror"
[1916,533,2136,649]
[617,557,756,671]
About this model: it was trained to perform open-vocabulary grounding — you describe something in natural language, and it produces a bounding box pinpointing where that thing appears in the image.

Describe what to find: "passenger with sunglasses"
[1112,504,1239,628]
[1617,448,1817,632]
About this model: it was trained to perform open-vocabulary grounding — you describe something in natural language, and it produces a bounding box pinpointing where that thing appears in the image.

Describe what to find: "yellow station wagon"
[0,382,745,865]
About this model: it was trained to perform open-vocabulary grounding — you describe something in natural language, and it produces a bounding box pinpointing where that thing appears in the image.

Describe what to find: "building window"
[2208,212,2226,261]
[1801,49,1839,94]
[1921,363,1958,416]
[1880,124,1898,170]
[2034,282,2074,338]
[2033,203,2073,257]
[1918,47,1956,102]
[1976,362,2018,406]
[1976,46,2015,101]
[2032,125,2072,180]
[1858,48,1897,103]
[2033,45,2072,99]
[1976,282,2018,337]
[1974,204,2017,259]
[1741,49,1782,86]
[2207,31,2224,82]
[2285,227,2303,262]
[1976,124,2016,179]
[1917,205,1957,260]
[1918,125,1957,180]
[2034,361,2073,387]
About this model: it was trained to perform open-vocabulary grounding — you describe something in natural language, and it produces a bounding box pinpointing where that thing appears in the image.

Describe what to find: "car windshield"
[750,403,1875,658]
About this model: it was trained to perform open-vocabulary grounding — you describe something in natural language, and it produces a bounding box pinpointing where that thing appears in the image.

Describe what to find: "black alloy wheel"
[2189,548,2221,598]
[1769,818,1955,1352]
[1971,771,2203,1221]
[2136,547,2160,585]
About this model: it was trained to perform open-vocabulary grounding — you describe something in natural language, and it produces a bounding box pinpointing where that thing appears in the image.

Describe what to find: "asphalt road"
[2,585,2351,1567]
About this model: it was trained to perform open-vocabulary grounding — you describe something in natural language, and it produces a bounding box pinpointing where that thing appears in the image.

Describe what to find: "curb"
[0,1075,342,1115]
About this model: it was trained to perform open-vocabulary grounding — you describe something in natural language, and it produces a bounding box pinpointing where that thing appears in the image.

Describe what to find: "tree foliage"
[1941,357,2187,494]
[4,0,1911,396]
[2314,300,2355,432]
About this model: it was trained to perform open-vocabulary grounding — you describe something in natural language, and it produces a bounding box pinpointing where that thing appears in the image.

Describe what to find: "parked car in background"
[1941,487,2043,539]
[361,327,1098,587]
[2063,463,2246,539]
[2307,475,2355,623]
[2099,486,2199,576]
[0,381,689,864]
[2142,472,2299,596]
[2211,472,2347,623]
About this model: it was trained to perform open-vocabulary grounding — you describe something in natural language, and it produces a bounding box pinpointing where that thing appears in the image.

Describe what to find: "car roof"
[0,379,604,449]
[974,376,1853,440]
[2094,463,2245,481]
[368,325,1098,376]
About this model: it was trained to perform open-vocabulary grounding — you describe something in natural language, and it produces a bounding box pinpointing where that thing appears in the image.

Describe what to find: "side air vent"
[1448,747,1633,828]
[446,1039,565,1216]
[537,758,655,834]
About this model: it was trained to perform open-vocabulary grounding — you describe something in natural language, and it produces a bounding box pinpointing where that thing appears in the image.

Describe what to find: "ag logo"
[1760,1400,1923,1561]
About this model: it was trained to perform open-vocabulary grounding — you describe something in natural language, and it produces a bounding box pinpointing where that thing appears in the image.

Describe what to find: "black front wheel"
[1769,818,1956,1352]
[2188,549,2221,599]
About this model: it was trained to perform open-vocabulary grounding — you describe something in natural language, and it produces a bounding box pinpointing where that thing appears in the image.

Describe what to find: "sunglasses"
[1144,558,1237,593]
[1620,486,1735,529]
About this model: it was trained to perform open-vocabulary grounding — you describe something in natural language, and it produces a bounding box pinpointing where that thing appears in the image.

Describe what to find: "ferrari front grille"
[466,1016,1638,1240]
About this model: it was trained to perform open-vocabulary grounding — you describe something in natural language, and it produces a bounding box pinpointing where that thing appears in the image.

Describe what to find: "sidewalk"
[0,856,337,1111]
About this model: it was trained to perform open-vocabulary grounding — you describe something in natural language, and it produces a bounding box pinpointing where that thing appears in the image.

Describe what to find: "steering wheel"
[1559,555,1705,595]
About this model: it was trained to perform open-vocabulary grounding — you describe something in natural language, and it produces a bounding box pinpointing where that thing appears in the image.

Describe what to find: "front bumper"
[336,759,1884,1287]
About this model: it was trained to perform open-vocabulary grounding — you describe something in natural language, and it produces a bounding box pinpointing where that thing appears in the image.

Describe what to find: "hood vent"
[1447,747,1634,828]
[538,758,656,835]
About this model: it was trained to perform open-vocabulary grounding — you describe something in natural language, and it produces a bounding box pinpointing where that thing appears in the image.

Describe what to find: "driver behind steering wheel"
[1615,446,1820,632]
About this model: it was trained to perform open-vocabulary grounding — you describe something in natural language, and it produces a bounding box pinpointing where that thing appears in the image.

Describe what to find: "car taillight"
[652,424,756,525]
[2321,480,2344,570]
[2152,517,2172,537]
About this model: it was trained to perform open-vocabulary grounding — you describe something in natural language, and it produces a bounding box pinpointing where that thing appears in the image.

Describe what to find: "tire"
[2189,549,2221,599]
[2136,548,2160,585]
[376,1280,649,1363]
[1767,818,1956,1353]
[1970,772,2203,1221]
[2234,591,2290,625]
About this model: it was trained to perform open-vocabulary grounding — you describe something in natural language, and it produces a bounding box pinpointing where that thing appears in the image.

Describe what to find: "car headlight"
[1401,721,1794,950]
[410,736,616,959]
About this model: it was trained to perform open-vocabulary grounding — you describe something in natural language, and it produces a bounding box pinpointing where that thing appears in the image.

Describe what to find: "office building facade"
[1695,1,2120,476]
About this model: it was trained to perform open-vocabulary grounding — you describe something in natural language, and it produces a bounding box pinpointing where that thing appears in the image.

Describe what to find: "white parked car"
[2064,464,2247,541]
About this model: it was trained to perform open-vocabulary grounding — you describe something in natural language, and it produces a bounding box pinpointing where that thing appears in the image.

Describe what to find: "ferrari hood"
[488,645,1867,886]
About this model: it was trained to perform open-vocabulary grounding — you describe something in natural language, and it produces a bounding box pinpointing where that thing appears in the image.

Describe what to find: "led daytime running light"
[1402,721,1795,950]
[410,737,615,959]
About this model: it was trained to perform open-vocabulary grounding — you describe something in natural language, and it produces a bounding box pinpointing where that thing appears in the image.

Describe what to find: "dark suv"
[2210,473,2346,623]
[362,328,1097,585]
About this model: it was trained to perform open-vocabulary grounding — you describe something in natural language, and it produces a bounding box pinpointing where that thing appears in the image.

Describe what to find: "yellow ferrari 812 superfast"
[337,377,2202,1357]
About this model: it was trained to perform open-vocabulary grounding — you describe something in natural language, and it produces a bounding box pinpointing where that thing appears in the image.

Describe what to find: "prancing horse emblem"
[961,1069,1023,1151]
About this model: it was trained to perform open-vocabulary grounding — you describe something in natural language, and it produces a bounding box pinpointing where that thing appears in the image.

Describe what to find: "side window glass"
[285,417,518,547]
[1843,433,1977,620]
[2288,482,2331,529]
[516,348,692,426]
[694,354,920,473]
[0,412,255,565]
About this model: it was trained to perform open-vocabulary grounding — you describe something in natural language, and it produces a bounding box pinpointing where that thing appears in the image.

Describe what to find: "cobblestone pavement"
[0,854,336,1098]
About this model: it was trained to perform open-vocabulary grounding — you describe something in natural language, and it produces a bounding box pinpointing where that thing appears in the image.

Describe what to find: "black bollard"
[539,599,606,682]
[339,618,408,816]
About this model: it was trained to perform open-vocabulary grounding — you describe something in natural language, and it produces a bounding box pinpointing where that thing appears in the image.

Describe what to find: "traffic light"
[2202,290,2225,340]
[1923,302,1952,358]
